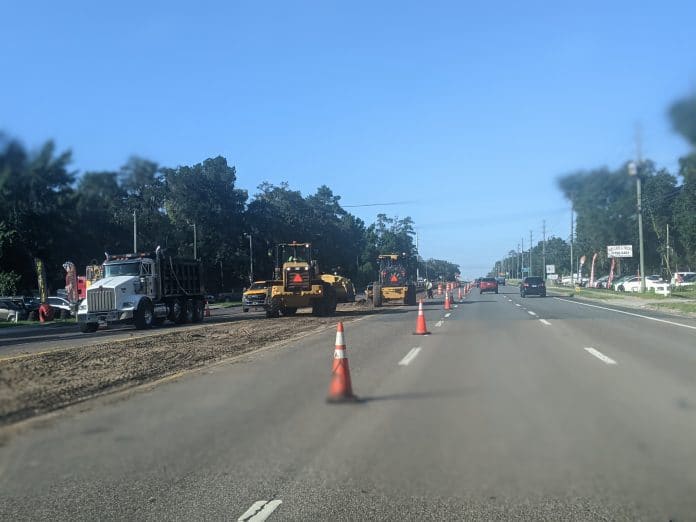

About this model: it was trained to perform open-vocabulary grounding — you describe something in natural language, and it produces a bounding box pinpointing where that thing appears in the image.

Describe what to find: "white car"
[618,275,666,293]
[672,272,696,287]
[47,296,73,318]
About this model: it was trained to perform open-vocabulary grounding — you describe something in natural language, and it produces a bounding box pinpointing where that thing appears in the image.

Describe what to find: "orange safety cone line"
[413,299,430,335]
[327,322,358,403]
[444,291,451,310]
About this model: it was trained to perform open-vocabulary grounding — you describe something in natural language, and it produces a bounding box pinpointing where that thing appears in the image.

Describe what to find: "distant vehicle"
[495,276,506,286]
[242,281,274,312]
[618,275,666,292]
[205,294,216,304]
[474,278,482,288]
[591,275,610,288]
[0,298,28,322]
[672,272,696,287]
[479,277,498,294]
[5,296,40,321]
[673,273,696,288]
[47,296,73,318]
[520,276,546,297]
[365,283,374,301]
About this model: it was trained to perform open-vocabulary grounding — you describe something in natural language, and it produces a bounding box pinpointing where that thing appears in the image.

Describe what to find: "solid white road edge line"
[528,311,537,316]
[539,319,552,326]
[554,297,696,331]
[398,347,422,366]
[584,347,617,365]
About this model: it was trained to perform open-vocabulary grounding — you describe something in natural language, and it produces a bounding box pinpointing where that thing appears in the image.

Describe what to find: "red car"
[479,277,499,294]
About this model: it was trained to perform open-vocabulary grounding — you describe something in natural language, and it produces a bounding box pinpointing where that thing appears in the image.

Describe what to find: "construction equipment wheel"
[373,283,382,307]
[266,298,281,318]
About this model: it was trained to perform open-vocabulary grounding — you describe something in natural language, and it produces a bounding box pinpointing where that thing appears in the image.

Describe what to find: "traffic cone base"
[327,322,360,403]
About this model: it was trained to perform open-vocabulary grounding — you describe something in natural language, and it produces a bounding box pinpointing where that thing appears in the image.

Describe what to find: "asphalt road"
[2,286,696,520]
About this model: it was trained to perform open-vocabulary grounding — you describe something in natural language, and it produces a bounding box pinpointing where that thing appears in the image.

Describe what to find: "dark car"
[0,298,28,322]
[495,276,506,286]
[520,276,546,297]
[6,296,39,321]
[479,277,499,294]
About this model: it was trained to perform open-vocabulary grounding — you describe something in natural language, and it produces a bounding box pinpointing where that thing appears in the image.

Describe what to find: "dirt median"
[0,302,381,426]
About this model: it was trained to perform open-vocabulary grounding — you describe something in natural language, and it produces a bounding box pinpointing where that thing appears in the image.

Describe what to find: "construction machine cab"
[275,242,318,292]
[377,254,408,287]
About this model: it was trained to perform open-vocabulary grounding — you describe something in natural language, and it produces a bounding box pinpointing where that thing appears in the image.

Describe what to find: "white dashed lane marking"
[528,311,537,316]
[435,320,444,327]
[539,319,551,326]
[238,500,283,521]
[399,347,422,366]
[515,304,521,307]
[445,313,451,318]
[584,347,617,365]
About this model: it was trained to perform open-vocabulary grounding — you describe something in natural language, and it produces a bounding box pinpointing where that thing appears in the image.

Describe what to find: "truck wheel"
[79,322,99,333]
[192,299,204,322]
[181,299,194,323]
[373,283,382,307]
[134,299,154,330]
[168,300,183,323]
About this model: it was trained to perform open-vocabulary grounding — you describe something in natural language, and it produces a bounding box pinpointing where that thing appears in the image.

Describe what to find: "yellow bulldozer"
[372,254,417,306]
[264,242,337,318]
[320,274,356,303]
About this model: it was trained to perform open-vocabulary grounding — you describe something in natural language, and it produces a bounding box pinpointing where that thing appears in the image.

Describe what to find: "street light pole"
[244,234,253,284]
[628,161,646,292]
[244,233,253,284]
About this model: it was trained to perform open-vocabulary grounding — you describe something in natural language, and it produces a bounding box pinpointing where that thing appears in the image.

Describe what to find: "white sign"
[607,245,633,258]
[545,264,555,274]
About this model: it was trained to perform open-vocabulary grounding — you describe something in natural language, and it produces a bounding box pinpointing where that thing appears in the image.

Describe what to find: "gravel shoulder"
[0,302,379,426]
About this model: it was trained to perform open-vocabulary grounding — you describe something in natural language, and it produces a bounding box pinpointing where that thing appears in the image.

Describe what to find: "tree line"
[0,136,459,296]
[492,92,696,279]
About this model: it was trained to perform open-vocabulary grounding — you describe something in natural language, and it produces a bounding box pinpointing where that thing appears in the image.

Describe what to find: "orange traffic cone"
[444,291,451,310]
[204,301,211,317]
[413,299,430,335]
[327,322,359,403]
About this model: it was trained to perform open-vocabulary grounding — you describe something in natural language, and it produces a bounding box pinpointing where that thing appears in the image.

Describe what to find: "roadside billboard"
[607,245,633,258]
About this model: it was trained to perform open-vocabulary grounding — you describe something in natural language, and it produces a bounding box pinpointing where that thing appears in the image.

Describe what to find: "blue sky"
[3,1,695,278]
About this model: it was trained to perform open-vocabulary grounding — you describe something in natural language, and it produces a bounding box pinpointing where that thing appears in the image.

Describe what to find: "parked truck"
[77,247,205,333]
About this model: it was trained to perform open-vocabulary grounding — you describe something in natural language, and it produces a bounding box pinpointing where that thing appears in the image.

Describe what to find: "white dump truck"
[77,247,205,333]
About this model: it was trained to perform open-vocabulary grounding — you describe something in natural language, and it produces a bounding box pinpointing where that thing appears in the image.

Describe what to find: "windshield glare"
[104,262,141,277]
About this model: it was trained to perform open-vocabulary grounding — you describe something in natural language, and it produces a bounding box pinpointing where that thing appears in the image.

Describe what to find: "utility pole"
[629,160,646,292]
[415,231,420,281]
[570,205,574,286]
[517,243,521,279]
[529,230,533,277]
[666,224,670,275]
[133,210,137,253]
[542,220,546,279]
[521,237,525,278]
[193,223,197,260]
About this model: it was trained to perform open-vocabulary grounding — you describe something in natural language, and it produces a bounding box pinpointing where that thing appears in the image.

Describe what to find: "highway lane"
[2,288,696,519]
